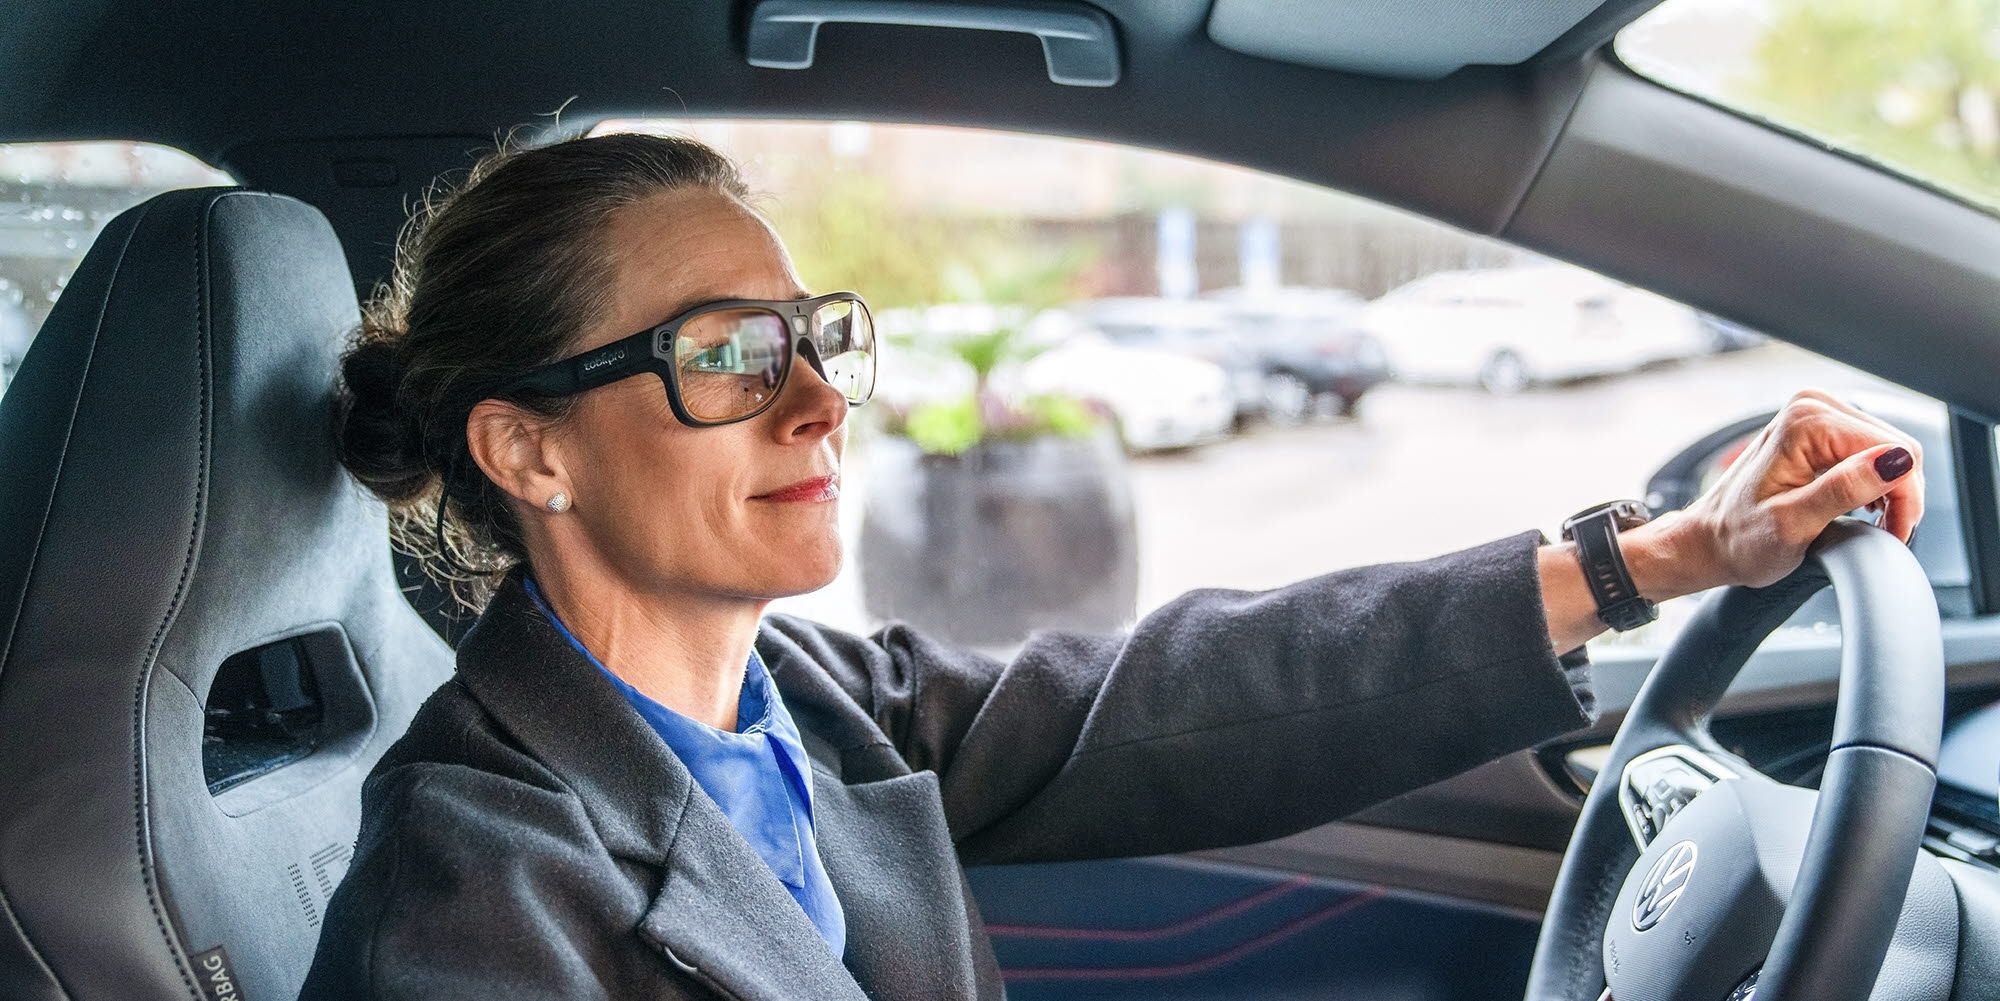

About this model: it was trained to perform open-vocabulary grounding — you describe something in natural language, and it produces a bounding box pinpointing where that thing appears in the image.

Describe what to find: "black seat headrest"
[0,187,450,1001]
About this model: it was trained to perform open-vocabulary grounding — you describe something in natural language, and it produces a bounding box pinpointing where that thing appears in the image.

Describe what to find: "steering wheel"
[1525,518,1955,1001]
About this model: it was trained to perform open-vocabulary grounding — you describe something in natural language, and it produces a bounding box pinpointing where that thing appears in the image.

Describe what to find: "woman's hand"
[1542,389,1926,653]
[1630,389,1925,595]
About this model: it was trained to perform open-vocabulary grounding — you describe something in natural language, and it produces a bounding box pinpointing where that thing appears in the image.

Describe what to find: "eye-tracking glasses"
[496,290,877,425]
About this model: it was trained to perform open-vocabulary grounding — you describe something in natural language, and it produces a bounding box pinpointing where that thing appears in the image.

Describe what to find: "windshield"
[1618,0,2000,213]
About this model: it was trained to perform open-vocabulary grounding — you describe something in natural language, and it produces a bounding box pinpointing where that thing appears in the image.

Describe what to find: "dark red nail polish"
[1874,446,1914,481]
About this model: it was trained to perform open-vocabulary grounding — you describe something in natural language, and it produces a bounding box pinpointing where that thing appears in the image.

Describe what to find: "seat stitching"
[132,190,235,1001]
[0,195,151,1001]
[0,202,145,697]
[0,870,71,998]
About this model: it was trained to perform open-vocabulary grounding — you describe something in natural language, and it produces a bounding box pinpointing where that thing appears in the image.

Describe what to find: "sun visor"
[1206,0,1606,80]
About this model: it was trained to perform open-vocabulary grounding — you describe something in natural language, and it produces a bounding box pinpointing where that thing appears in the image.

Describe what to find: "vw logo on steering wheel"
[1632,840,1698,931]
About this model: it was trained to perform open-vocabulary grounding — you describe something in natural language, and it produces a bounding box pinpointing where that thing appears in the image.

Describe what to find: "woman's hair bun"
[336,330,432,507]
[329,128,754,610]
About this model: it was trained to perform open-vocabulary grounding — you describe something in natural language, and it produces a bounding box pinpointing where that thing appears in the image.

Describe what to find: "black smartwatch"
[1560,499,1658,632]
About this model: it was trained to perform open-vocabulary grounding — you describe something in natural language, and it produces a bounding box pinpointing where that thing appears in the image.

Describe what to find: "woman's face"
[510,186,850,602]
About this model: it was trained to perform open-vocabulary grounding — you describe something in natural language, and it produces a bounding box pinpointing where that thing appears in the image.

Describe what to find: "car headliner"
[5,0,1999,421]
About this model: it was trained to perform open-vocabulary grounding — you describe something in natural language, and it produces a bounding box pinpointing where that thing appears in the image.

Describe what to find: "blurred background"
[1,0,1988,656]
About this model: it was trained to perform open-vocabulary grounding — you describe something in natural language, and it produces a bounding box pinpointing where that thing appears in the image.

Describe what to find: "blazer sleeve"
[768,529,1597,865]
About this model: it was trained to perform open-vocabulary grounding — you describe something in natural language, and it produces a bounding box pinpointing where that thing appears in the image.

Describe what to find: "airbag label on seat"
[192,945,244,1001]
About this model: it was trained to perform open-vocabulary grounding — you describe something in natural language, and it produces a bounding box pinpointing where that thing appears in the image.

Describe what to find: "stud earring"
[545,492,571,513]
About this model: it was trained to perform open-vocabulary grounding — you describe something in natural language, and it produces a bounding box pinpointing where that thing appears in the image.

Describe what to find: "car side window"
[577,119,1963,655]
[0,142,233,395]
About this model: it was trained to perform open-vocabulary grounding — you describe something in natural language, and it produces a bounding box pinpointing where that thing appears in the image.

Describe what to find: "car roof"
[5,1,1996,419]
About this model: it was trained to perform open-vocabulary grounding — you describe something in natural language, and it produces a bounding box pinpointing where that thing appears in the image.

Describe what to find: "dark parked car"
[1203,285,1390,419]
[1058,297,1267,425]
[1073,293,1389,425]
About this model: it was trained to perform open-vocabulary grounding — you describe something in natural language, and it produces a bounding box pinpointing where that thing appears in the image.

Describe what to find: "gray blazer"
[297,530,1594,1001]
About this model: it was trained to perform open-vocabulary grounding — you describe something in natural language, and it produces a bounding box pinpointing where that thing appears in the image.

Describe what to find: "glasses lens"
[674,308,790,422]
[811,298,876,405]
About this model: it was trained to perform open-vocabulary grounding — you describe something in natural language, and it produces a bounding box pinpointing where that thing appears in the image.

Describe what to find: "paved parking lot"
[773,343,1919,636]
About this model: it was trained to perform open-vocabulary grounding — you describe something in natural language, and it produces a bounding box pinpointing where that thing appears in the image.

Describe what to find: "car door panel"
[968,617,2000,997]
[967,856,1538,1001]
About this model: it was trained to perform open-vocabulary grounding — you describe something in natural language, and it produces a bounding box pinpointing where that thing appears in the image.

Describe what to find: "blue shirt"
[523,576,847,958]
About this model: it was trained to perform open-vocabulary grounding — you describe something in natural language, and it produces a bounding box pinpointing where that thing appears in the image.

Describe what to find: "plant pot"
[860,427,1139,649]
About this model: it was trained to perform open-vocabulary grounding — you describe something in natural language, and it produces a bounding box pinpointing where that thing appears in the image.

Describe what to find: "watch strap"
[1568,509,1657,631]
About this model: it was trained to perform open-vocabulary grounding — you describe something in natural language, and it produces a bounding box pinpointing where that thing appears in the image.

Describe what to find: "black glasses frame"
[496,289,874,428]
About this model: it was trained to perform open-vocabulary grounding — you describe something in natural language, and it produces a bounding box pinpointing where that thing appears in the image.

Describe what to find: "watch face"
[1566,499,1653,532]
[1561,499,1654,542]
[1610,500,1654,531]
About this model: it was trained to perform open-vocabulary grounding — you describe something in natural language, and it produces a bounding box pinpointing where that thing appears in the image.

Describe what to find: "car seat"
[0,187,451,1001]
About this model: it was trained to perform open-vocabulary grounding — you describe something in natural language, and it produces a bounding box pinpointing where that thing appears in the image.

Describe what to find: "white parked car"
[1360,265,1709,393]
[1058,298,1268,422]
[1015,333,1236,452]
[872,303,1237,452]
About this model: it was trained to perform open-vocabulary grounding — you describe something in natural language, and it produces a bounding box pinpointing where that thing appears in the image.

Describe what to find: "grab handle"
[746,0,1120,86]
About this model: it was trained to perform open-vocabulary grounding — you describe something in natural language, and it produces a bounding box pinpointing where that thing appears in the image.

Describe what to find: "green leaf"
[902,398,984,456]
[1021,394,1104,439]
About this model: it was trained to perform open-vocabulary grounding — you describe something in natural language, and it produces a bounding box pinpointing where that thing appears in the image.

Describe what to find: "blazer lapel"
[756,627,986,1001]
[811,771,982,1001]
[454,567,867,1001]
[638,786,869,1001]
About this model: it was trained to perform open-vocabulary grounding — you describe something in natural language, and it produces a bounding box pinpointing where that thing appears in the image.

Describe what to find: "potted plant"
[858,249,1140,650]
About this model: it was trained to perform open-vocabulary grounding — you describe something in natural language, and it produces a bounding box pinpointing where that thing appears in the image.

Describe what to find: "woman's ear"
[465,399,568,511]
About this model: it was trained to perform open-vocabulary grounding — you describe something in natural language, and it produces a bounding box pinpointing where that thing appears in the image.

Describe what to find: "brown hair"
[335,130,752,610]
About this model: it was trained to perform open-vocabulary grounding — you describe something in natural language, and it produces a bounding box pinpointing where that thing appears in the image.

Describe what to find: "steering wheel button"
[1727,969,1760,1001]
[1615,747,1741,848]
[1945,827,2000,858]
[1628,804,1656,843]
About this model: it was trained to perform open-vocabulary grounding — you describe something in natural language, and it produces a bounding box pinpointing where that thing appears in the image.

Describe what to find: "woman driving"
[298,131,1925,1001]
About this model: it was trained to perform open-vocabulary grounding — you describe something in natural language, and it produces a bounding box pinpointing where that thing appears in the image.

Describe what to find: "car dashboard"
[1549,685,2000,873]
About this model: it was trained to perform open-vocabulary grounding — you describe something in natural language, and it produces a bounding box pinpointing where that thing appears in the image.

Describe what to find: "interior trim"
[1951,410,2000,615]
[1198,821,1560,914]
[1505,59,2000,423]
